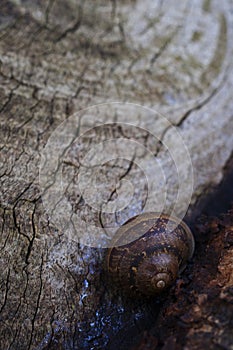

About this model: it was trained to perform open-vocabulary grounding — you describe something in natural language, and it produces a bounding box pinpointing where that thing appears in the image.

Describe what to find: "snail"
[106,212,194,296]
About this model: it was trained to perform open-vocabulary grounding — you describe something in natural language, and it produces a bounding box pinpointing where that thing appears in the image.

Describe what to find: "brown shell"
[106,212,195,296]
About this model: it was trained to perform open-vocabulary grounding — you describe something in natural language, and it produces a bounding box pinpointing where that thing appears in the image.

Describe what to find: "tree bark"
[0,0,233,349]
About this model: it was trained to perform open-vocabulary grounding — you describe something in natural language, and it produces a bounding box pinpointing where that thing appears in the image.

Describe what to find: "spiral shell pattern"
[106,212,194,296]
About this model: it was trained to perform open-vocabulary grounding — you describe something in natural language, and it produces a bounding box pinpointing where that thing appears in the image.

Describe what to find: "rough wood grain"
[0,0,233,349]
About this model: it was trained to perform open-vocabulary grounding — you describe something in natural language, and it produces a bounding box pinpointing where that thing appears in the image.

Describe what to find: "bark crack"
[53,2,84,43]
[27,254,44,350]
[0,268,10,314]
[155,71,229,157]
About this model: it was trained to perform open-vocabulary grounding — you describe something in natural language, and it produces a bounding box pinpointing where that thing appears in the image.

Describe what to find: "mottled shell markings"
[106,212,195,296]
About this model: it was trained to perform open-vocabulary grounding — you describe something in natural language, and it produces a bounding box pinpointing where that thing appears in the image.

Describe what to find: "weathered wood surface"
[0,0,233,349]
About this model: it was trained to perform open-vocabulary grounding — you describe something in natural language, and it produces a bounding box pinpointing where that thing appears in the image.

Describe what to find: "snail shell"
[106,212,194,296]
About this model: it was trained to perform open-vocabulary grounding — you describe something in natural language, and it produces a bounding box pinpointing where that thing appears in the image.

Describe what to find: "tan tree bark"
[0,0,233,349]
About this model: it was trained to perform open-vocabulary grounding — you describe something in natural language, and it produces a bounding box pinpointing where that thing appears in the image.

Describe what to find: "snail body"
[106,212,194,296]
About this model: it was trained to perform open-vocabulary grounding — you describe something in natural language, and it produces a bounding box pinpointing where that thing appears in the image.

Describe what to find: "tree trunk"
[0,1,233,349]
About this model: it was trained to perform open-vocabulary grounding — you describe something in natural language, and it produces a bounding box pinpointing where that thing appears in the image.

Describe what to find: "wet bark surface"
[0,1,233,349]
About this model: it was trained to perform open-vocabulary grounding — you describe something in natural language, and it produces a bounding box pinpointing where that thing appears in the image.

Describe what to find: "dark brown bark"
[132,206,233,350]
